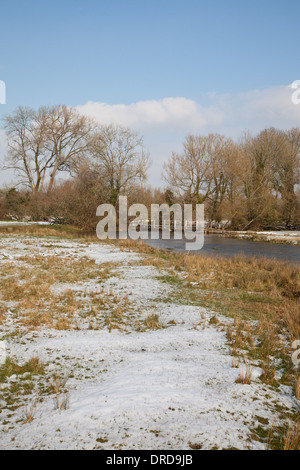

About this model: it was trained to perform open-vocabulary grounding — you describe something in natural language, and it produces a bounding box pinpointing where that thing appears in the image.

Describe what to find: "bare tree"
[162,133,235,211]
[206,134,236,222]
[45,105,95,193]
[2,105,94,194]
[3,106,50,193]
[162,135,213,204]
[90,124,150,206]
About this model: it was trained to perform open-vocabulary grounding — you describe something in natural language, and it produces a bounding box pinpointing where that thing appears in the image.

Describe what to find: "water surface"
[143,234,300,264]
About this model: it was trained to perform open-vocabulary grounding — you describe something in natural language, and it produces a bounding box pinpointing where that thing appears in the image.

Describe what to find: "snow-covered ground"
[228,230,300,245]
[256,231,300,239]
[0,221,50,226]
[0,236,298,450]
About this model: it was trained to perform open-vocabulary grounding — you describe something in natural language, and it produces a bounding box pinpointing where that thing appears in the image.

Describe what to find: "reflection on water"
[143,234,300,264]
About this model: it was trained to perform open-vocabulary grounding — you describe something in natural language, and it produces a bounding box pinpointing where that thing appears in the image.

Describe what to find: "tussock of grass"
[51,372,71,410]
[235,364,252,385]
[143,313,162,330]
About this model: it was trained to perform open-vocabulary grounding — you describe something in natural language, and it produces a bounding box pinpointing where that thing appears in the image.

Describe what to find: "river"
[143,233,300,264]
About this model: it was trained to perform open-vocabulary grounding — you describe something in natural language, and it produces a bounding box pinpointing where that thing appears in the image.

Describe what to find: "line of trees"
[0,104,299,231]
[163,129,300,229]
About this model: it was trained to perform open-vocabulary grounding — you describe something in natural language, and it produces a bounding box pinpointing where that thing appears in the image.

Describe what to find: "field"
[0,226,299,450]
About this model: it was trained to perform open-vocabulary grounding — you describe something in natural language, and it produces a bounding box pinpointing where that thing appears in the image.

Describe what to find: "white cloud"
[77,97,224,133]
[77,84,300,137]
[208,84,300,137]
[76,84,300,185]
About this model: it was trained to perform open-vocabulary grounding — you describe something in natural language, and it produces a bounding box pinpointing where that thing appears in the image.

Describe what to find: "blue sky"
[1,0,300,185]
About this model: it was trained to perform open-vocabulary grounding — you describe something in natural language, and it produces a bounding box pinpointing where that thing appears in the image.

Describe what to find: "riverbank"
[1,220,300,246]
[206,229,300,246]
[0,227,299,449]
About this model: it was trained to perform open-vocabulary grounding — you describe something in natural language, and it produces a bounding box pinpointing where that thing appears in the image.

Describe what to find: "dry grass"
[51,372,70,410]
[281,300,300,341]
[0,352,76,419]
[178,252,300,300]
[282,422,300,450]
[0,224,83,238]
[143,313,162,330]
[260,358,277,386]
[0,356,45,383]
[295,376,300,401]
[235,363,252,384]
[24,398,38,423]
[232,357,240,369]
[264,419,300,450]
[0,302,6,325]
[17,254,102,284]
[0,271,80,329]
[0,251,126,330]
